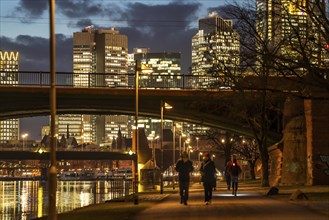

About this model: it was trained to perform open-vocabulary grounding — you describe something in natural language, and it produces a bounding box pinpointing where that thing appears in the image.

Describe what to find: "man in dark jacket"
[175,151,194,205]
[200,153,216,205]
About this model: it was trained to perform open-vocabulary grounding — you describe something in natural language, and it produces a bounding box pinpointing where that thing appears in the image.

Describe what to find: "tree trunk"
[248,160,256,180]
[260,149,270,187]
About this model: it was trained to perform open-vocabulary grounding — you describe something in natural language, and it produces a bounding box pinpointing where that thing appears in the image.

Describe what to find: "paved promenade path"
[133,182,328,220]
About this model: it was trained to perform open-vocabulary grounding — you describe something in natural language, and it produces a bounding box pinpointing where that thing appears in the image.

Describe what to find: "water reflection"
[0,180,132,220]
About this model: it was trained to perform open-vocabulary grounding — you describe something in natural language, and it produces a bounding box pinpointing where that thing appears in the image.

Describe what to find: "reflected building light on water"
[20,186,28,220]
[80,191,91,207]
[37,187,43,218]
[0,180,133,218]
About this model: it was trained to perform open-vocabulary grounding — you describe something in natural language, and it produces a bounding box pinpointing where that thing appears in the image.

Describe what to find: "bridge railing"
[0,71,234,90]
[0,145,124,152]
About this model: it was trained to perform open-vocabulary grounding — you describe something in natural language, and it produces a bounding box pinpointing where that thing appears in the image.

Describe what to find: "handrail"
[0,71,234,90]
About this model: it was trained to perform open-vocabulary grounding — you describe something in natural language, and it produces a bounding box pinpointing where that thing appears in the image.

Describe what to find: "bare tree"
[199,128,260,180]
[203,129,234,164]
[232,137,260,180]
[192,0,328,186]
[202,1,288,186]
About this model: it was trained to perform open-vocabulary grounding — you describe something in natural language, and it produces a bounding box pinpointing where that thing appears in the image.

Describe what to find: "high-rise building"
[191,12,240,88]
[57,27,129,145]
[0,51,19,143]
[256,0,328,75]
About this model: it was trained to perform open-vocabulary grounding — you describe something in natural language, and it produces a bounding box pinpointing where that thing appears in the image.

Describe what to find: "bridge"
[0,71,282,142]
[1,71,328,185]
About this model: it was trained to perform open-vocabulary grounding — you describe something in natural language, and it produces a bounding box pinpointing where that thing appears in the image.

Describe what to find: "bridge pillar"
[281,97,307,186]
[280,95,329,186]
[304,98,329,185]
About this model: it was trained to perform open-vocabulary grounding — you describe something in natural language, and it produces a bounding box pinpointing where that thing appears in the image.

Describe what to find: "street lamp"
[22,133,28,150]
[196,137,199,150]
[188,147,193,160]
[160,101,173,194]
[148,133,159,189]
[175,123,182,154]
[184,138,190,152]
[199,152,203,161]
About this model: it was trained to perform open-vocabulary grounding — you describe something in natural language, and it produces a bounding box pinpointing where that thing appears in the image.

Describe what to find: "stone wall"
[280,97,306,185]
[279,96,329,186]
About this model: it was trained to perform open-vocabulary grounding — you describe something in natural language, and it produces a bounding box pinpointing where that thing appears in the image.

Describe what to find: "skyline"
[0,0,248,140]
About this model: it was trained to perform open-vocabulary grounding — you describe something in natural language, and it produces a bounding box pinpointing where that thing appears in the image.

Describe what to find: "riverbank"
[34,189,172,220]
[33,180,329,220]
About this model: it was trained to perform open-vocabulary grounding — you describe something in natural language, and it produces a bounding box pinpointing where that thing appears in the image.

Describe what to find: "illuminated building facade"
[256,0,328,75]
[134,51,181,88]
[57,27,129,144]
[191,12,240,88]
[0,51,19,143]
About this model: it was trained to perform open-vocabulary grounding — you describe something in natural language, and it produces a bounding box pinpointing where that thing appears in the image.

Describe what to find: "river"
[0,180,133,220]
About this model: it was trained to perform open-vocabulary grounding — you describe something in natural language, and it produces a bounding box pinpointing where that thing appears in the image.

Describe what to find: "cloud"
[121,2,200,33]
[57,0,105,18]
[111,1,200,73]
[7,1,202,73]
[68,19,95,29]
[0,34,72,72]
[15,0,48,22]
[14,0,107,22]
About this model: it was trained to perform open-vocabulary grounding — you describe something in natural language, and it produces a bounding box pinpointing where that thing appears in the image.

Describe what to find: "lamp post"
[22,133,28,150]
[199,152,203,161]
[196,137,199,150]
[184,138,190,152]
[134,60,140,205]
[188,146,193,159]
[160,101,172,194]
[49,0,57,218]
[172,123,176,190]
[148,133,159,189]
[175,123,182,154]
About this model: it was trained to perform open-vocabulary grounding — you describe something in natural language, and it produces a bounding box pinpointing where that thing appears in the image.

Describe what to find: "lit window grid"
[0,51,19,142]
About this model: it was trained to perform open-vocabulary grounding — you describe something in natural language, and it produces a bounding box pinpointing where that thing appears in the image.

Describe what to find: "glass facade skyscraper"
[256,0,328,75]
[191,12,240,88]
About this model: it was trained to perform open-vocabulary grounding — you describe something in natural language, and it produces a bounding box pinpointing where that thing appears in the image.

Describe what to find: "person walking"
[224,161,232,190]
[229,158,242,196]
[200,153,216,205]
[175,151,194,205]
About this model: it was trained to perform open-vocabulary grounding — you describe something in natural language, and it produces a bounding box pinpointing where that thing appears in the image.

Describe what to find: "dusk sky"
[0,0,247,140]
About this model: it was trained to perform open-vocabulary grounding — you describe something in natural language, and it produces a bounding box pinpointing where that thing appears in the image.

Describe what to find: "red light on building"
[324,44,329,49]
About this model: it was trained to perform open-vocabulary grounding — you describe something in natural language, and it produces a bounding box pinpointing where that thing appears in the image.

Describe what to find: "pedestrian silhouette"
[200,153,216,205]
[175,151,193,205]
[224,161,232,190]
[229,158,242,196]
